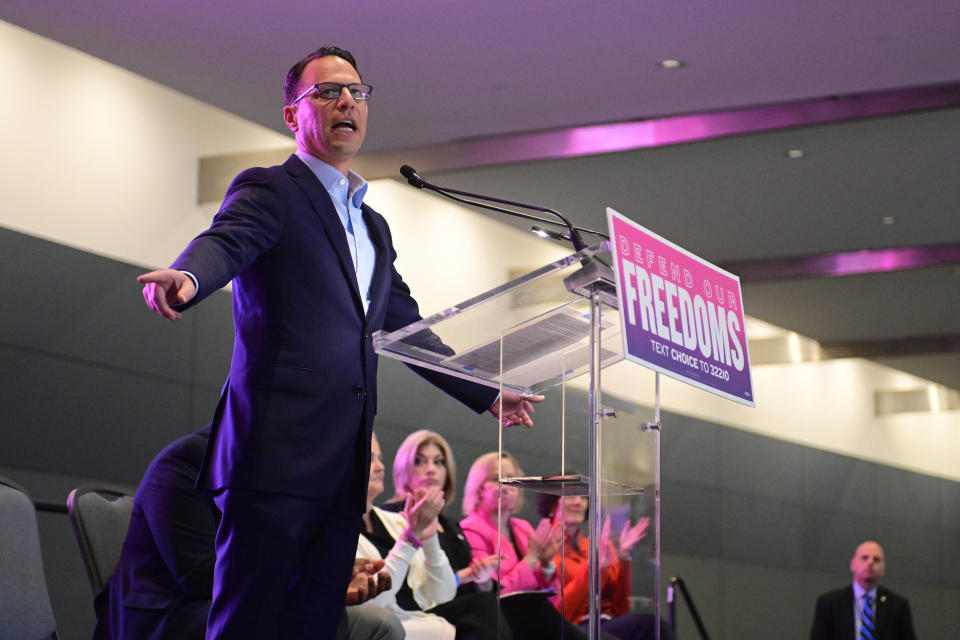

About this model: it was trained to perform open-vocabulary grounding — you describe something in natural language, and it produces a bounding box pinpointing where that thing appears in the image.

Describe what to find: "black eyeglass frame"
[291,82,374,105]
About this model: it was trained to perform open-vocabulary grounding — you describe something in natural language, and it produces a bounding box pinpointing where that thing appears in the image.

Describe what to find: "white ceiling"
[2,1,959,388]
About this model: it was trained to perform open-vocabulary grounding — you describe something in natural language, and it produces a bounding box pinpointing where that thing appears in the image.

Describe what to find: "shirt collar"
[853,582,877,601]
[295,150,368,208]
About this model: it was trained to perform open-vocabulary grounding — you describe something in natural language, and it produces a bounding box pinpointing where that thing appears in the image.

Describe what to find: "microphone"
[400,165,425,189]
[397,165,607,251]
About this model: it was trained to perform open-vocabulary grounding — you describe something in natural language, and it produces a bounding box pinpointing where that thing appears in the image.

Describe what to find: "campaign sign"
[606,207,755,407]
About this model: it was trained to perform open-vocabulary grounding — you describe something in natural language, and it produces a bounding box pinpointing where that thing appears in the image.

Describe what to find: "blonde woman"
[382,429,506,640]
[460,452,562,594]
[386,432,591,640]
[357,433,457,639]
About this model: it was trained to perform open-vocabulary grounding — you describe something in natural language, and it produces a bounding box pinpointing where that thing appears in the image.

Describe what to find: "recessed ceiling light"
[881,216,896,225]
[786,149,805,159]
[658,59,685,69]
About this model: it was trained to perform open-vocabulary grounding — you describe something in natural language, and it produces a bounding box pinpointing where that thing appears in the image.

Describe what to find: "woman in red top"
[537,494,673,640]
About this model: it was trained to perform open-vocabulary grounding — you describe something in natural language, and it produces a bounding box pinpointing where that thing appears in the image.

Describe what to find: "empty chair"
[0,475,60,640]
[66,483,135,595]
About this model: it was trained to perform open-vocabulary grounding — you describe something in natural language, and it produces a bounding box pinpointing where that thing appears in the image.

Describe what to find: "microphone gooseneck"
[397,165,605,250]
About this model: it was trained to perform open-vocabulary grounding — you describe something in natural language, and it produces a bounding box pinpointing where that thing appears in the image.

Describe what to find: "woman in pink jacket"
[460,451,562,594]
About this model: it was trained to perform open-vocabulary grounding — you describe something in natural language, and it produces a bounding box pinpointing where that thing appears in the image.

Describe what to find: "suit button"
[363,331,370,341]
[353,385,364,398]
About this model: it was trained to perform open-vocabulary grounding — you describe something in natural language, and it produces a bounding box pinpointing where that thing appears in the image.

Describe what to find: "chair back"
[66,483,135,595]
[0,475,59,640]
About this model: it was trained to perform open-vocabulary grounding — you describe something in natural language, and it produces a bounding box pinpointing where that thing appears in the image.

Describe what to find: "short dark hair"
[536,492,561,519]
[535,471,585,519]
[283,46,360,106]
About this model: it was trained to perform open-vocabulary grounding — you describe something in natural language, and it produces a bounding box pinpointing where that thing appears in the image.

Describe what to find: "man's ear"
[282,105,298,133]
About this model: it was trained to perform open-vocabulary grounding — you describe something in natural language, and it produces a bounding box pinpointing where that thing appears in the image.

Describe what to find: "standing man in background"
[139,46,541,639]
[810,540,917,640]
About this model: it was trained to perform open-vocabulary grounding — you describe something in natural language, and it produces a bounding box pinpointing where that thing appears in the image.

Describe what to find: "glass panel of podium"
[497,410,659,639]
[375,242,661,639]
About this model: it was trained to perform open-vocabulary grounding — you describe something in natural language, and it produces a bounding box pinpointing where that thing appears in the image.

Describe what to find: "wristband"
[402,527,423,548]
[455,572,461,587]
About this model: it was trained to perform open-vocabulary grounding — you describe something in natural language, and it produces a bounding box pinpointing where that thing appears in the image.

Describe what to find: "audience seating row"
[0,475,134,640]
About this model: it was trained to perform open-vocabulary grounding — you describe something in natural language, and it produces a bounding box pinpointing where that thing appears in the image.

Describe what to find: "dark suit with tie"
[810,585,917,640]
[169,154,497,638]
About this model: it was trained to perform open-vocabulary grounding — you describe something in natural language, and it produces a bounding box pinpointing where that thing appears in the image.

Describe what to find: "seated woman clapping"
[378,429,511,640]
[460,451,563,594]
[535,494,673,640]
[358,433,458,639]
[384,430,592,640]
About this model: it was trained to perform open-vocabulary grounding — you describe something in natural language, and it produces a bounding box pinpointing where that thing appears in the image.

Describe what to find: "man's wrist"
[179,269,199,292]
[487,391,503,412]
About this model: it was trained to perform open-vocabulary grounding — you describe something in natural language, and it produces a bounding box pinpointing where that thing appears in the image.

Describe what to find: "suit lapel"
[841,586,855,640]
[283,155,365,315]
[874,587,887,640]
[362,204,390,319]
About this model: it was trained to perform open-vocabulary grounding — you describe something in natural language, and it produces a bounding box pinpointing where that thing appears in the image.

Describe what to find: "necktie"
[860,594,875,640]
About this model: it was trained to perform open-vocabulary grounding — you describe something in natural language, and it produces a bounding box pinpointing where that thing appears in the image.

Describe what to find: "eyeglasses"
[291,82,373,105]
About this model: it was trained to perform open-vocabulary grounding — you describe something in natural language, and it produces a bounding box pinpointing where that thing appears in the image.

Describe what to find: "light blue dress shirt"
[295,150,376,313]
[183,153,378,313]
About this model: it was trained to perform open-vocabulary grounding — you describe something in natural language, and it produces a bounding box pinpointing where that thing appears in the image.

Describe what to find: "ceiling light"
[658,59,685,69]
[881,216,896,225]
[928,385,942,412]
[786,149,805,159]
[747,333,824,365]
[875,386,960,415]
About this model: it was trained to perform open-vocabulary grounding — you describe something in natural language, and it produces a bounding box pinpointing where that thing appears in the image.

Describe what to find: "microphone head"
[400,165,424,188]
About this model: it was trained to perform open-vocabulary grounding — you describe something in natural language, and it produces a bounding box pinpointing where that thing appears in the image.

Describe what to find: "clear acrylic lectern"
[375,242,661,640]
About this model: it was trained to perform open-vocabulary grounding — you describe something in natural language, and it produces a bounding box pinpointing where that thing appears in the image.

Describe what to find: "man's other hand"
[488,390,545,428]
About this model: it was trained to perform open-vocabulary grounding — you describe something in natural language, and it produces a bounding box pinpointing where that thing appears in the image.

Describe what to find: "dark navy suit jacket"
[171,155,496,507]
[810,585,917,640]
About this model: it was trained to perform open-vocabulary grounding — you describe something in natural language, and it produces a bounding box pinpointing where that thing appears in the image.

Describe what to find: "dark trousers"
[500,593,590,640]
[428,590,589,640]
[428,591,512,640]
[578,613,675,640]
[207,488,361,639]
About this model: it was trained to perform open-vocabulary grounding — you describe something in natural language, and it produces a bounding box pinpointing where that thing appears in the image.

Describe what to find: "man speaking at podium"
[139,46,541,639]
